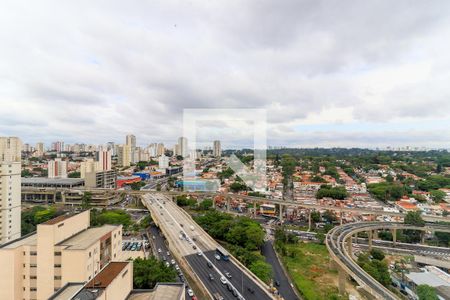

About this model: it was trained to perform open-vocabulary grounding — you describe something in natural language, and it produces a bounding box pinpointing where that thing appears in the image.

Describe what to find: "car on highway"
[207,261,212,268]
[175,265,180,271]
[274,280,280,287]
[165,262,170,267]
[224,271,232,278]
[171,259,176,265]
[162,256,166,261]
[213,293,224,300]
[166,251,170,256]
[226,283,232,291]
[187,289,194,297]
[208,273,214,281]
[180,223,184,227]
[192,245,197,250]
[197,251,202,256]
[214,254,221,260]
[157,248,162,253]
[232,289,238,297]
[247,287,255,294]
[220,276,227,284]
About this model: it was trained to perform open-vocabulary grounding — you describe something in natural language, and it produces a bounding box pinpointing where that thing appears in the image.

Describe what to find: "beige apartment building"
[117,144,131,167]
[0,136,22,244]
[0,210,122,300]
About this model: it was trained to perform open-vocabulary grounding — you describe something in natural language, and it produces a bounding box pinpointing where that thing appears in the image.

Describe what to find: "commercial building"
[0,137,22,244]
[21,178,85,189]
[0,210,122,300]
[117,145,131,167]
[116,176,141,189]
[84,170,117,189]
[80,152,116,189]
[48,158,68,179]
[213,140,221,157]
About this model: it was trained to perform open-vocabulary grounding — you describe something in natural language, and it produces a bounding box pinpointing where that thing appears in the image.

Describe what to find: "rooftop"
[58,225,118,250]
[49,283,84,300]
[85,262,129,289]
[127,283,185,300]
[0,232,37,249]
[406,266,450,287]
[22,177,85,185]
[42,213,76,225]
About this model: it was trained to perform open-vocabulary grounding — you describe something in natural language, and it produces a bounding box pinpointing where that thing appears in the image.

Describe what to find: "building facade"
[48,158,68,179]
[213,140,221,157]
[0,210,122,300]
[117,145,131,167]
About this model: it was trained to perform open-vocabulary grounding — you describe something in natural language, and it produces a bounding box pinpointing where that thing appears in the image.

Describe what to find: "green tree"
[21,169,32,177]
[133,257,177,289]
[249,260,273,284]
[370,249,385,261]
[430,190,446,203]
[81,192,92,209]
[68,171,81,178]
[198,199,213,211]
[416,284,438,300]
[404,211,425,226]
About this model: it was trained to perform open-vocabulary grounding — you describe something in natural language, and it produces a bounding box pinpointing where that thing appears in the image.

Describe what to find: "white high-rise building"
[0,137,22,244]
[126,134,136,149]
[158,154,169,169]
[47,158,67,178]
[51,141,64,153]
[178,137,188,158]
[213,140,221,157]
[117,145,131,167]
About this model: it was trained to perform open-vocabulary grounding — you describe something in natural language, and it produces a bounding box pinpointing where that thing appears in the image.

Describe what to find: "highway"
[326,222,450,300]
[142,193,275,300]
[261,241,299,300]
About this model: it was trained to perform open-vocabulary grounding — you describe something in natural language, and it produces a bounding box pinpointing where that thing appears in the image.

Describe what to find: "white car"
[165,262,170,267]
[175,265,180,270]
[220,276,227,284]
[187,289,194,297]
[166,251,170,256]
[214,254,221,260]
[171,259,176,265]
[157,248,162,253]
[197,251,202,256]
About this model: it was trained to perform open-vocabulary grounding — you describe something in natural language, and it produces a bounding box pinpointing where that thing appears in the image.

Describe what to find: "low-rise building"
[0,210,122,300]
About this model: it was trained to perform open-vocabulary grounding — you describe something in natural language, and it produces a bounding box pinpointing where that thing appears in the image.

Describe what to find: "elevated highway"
[21,187,450,223]
[142,193,276,300]
[326,222,450,299]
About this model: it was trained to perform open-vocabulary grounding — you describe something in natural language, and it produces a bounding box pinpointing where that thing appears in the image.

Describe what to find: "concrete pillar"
[392,229,397,247]
[373,230,379,240]
[308,209,312,232]
[347,236,352,254]
[227,198,230,212]
[340,211,343,225]
[253,201,257,218]
[368,230,373,251]
[421,232,425,244]
[338,267,346,295]
[279,204,283,221]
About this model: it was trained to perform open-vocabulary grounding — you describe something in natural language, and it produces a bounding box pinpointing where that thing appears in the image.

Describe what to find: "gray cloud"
[0,0,449,148]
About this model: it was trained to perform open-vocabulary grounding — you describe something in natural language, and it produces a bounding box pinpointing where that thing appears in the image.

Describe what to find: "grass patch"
[279,242,344,300]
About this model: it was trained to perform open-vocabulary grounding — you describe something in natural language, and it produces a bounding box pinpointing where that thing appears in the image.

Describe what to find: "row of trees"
[316,185,348,200]
[194,211,272,283]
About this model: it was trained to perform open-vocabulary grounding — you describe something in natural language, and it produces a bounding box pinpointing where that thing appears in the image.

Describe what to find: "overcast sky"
[1,1,450,149]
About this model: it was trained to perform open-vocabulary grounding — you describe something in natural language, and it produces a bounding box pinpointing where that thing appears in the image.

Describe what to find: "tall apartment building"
[51,141,64,153]
[157,143,165,156]
[96,150,112,171]
[178,137,188,158]
[0,137,22,244]
[35,143,45,157]
[213,140,221,157]
[125,135,136,149]
[48,158,68,179]
[0,137,22,162]
[117,145,131,167]
[0,210,122,300]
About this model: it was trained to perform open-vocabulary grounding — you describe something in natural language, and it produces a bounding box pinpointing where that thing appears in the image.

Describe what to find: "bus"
[215,246,230,261]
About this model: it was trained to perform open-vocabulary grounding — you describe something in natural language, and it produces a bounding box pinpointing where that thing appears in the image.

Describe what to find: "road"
[143,193,275,300]
[261,241,299,300]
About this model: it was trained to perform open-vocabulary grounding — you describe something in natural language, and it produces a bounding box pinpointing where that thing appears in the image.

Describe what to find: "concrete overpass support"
[392,229,397,247]
[368,230,373,251]
[347,236,352,254]
[253,201,257,218]
[279,204,283,221]
[373,229,379,240]
[340,211,343,225]
[226,197,231,212]
[308,209,312,231]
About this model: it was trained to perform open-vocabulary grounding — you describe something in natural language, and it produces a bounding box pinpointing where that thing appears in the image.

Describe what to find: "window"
[30,251,37,256]
[30,288,37,291]
[30,264,37,268]
[54,252,61,256]
[54,276,61,280]
[54,264,61,268]
[30,276,37,279]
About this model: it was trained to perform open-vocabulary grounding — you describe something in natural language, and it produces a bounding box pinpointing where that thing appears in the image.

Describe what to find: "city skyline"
[0,1,450,148]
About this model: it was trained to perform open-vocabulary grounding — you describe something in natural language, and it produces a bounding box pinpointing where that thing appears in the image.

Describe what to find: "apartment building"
[0,137,22,244]
[0,210,122,300]
[48,158,68,179]
[81,152,116,188]
[117,145,131,167]
[213,140,221,157]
